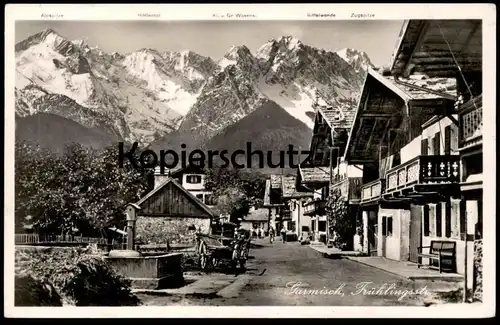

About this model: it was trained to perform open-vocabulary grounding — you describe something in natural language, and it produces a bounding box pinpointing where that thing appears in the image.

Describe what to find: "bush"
[15,274,63,306]
[15,247,140,306]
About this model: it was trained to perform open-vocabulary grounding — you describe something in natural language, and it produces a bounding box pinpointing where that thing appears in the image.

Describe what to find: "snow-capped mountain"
[167,36,367,148]
[15,28,218,143]
[336,48,375,73]
[15,30,372,150]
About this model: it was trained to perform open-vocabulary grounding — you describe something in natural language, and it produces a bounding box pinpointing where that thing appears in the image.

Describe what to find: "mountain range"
[14,28,375,171]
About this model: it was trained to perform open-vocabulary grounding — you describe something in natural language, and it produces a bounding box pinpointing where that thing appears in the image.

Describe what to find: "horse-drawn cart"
[195,232,251,271]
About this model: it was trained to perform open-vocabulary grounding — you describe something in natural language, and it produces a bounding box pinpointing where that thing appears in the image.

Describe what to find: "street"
[138,239,429,306]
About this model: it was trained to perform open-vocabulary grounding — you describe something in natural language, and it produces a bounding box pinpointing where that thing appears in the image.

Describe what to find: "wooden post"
[126,205,137,251]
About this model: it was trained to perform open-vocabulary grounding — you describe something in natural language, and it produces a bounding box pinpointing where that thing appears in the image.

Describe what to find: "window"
[433,132,441,155]
[421,138,429,156]
[302,226,309,232]
[195,194,204,201]
[382,217,387,236]
[423,205,430,236]
[445,201,452,238]
[436,202,442,237]
[205,194,217,206]
[318,221,326,232]
[387,217,393,236]
[186,175,202,184]
[444,126,451,155]
[252,223,259,229]
[311,221,315,232]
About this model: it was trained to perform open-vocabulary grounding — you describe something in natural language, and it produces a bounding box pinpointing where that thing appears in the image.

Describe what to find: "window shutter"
[433,132,441,155]
[423,205,430,236]
[436,202,442,237]
[444,126,451,155]
[421,138,428,156]
[445,201,452,237]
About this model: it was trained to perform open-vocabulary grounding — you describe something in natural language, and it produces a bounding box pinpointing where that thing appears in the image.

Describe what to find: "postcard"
[4,3,496,318]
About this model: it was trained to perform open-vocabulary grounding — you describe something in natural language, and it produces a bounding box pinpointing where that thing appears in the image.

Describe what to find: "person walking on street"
[269,227,275,244]
[280,226,287,243]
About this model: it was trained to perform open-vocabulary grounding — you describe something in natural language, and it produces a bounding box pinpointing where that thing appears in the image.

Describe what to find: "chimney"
[154,166,170,189]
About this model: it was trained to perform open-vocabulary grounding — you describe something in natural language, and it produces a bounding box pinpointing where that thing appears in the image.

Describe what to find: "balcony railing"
[330,177,363,203]
[459,95,483,148]
[304,200,327,216]
[385,155,460,194]
[361,179,384,204]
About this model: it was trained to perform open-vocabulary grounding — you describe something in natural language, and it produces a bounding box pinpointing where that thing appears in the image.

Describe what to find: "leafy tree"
[204,167,266,224]
[325,188,352,250]
[15,141,151,236]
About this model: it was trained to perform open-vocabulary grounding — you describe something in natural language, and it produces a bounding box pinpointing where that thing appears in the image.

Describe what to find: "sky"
[15,20,404,67]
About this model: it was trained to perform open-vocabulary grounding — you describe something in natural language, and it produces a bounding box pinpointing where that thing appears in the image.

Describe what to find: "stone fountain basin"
[105,251,183,289]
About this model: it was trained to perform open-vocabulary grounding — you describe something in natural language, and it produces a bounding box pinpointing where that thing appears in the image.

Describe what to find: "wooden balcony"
[303,200,327,216]
[459,95,482,150]
[361,179,385,205]
[383,155,460,203]
[330,177,363,204]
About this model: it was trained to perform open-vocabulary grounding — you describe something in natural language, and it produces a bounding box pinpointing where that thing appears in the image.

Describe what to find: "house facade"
[297,104,362,248]
[240,207,270,236]
[345,19,482,289]
[131,177,214,247]
[263,174,313,241]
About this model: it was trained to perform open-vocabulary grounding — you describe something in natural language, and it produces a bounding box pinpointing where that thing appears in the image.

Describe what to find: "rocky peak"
[336,48,374,72]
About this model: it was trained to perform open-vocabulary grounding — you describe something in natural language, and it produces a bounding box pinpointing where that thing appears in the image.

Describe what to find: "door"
[381,216,387,257]
[368,210,378,256]
[409,205,422,263]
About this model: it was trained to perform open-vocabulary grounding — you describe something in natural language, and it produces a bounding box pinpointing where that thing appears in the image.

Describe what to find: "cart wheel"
[199,242,209,271]
[211,257,219,268]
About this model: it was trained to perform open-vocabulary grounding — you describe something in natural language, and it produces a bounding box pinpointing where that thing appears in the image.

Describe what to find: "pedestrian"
[269,227,275,244]
[280,226,287,243]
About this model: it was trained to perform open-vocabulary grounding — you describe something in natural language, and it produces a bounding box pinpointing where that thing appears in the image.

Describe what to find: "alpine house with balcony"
[296,101,363,248]
[263,174,312,241]
[345,20,482,286]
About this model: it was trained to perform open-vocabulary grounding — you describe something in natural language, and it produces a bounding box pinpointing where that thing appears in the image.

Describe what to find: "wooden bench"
[417,240,457,273]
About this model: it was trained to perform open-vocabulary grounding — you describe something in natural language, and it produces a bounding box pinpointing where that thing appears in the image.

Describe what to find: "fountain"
[105,204,184,289]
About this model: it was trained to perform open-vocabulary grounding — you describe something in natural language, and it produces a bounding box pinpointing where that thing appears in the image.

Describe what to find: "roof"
[390,20,482,78]
[298,166,330,183]
[317,106,356,130]
[135,177,215,218]
[345,69,456,164]
[281,175,313,199]
[270,175,282,189]
[243,208,269,222]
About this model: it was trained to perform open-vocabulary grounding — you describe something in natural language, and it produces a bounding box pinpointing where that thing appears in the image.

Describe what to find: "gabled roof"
[298,166,330,184]
[317,106,357,130]
[270,174,282,189]
[281,175,313,199]
[135,177,215,218]
[390,20,482,78]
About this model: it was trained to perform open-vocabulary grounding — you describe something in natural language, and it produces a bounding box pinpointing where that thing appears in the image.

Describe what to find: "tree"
[15,141,151,236]
[204,167,265,224]
[325,188,352,250]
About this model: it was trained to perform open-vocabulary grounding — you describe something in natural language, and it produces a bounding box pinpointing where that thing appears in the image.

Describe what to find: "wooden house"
[131,177,215,246]
[262,174,312,240]
[389,19,483,291]
[345,20,482,285]
[297,104,363,247]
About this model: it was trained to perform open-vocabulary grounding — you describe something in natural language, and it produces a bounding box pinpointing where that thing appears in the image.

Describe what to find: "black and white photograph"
[4,4,495,318]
